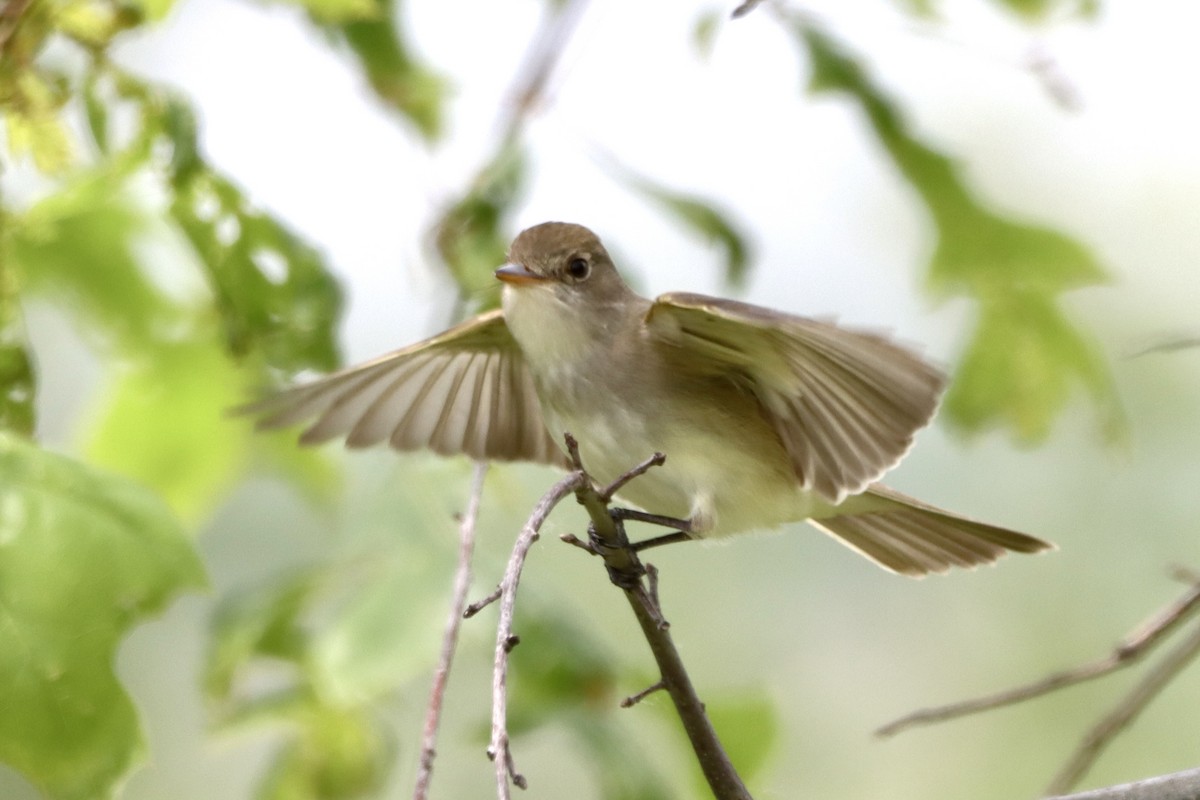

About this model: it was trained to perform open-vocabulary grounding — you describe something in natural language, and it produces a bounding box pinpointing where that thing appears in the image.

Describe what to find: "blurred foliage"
[432,142,529,312]
[505,612,676,799]
[0,0,1124,798]
[611,161,753,290]
[0,433,205,800]
[685,693,778,795]
[0,251,35,435]
[890,0,1100,19]
[793,19,1123,442]
[334,0,448,142]
[206,569,399,800]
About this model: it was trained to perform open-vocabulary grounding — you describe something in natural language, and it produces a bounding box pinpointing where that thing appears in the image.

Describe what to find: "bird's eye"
[566,257,590,281]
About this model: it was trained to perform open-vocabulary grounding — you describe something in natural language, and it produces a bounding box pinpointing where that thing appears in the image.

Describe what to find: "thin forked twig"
[413,462,489,800]
[563,435,753,800]
[598,452,666,501]
[621,680,667,708]
[1044,620,1200,795]
[877,578,1200,737]
[472,470,586,799]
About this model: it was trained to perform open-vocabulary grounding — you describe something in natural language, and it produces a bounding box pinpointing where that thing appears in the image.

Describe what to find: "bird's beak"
[495,263,548,285]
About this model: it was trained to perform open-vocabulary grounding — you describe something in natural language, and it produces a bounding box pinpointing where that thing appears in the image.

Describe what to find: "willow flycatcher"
[247,222,1051,575]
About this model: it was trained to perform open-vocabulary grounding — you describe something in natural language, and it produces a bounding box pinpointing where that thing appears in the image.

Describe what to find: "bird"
[245,221,1052,576]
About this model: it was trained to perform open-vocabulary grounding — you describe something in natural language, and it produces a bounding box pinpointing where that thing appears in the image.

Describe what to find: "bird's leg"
[631,532,692,552]
[611,508,695,551]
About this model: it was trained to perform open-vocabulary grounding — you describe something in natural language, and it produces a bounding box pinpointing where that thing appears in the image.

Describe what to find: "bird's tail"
[808,484,1053,577]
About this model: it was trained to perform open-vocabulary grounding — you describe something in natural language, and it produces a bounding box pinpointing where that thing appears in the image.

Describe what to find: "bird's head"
[495,222,638,365]
[496,222,631,307]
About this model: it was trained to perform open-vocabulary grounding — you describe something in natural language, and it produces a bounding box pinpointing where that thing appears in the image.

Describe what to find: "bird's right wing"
[645,293,945,504]
[240,310,567,467]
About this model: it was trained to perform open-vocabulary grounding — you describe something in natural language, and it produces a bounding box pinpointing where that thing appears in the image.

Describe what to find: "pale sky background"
[8,1,1200,798]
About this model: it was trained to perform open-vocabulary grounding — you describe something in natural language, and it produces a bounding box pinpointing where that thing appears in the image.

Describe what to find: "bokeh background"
[4,1,1200,798]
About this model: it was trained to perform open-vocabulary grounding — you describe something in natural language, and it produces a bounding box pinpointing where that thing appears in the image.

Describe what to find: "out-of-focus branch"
[1046,766,1200,800]
[0,0,33,55]
[877,575,1200,737]
[413,462,489,800]
[878,572,1200,795]
[1044,621,1200,795]
[466,470,587,799]
[499,0,591,143]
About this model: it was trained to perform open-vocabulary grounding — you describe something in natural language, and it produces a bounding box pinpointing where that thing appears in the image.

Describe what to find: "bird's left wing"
[645,293,945,503]
[240,310,567,467]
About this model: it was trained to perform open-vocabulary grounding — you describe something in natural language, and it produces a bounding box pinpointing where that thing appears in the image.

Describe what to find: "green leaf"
[701,694,778,784]
[55,1,122,46]
[169,170,343,375]
[945,291,1121,442]
[432,143,527,310]
[336,0,448,142]
[206,570,323,704]
[890,0,939,16]
[82,71,111,154]
[311,554,447,704]
[206,568,400,799]
[500,610,671,799]
[572,718,674,800]
[610,163,753,289]
[0,258,35,437]
[507,612,618,734]
[0,433,206,799]
[258,704,394,800]
[991,0,1086,19]
[4,72,75,174]
[796,21,1120,441]
[282,0,379,24]
[84,339,250,523]
[692,10,722,60]
[9,173,185,351]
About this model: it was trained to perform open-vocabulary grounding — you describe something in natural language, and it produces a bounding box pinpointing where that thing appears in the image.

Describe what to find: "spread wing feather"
[239,310,566,467]
[645,293,946,503]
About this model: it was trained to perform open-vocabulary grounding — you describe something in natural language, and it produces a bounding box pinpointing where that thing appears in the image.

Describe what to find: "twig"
[1045,766,1200,800]
[731,0,767,19]
[413,462,489,800]
[0,0,34,56]
[477,470,587,799]
[621,680,667,708]
[500,0,592,139]
[563,435,753,800]
[464,586,502,617]
[599,451,666,501]
[1044,621,1200,795]
[877,579,1200,737]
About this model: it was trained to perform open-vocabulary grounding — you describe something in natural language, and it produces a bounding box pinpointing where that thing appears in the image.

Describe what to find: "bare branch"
[1046,766,1200,800]
[731,0,767,20]
[1044,621,1200,795]
[413,462,489,800]
[599,451,666,501]
[484,470,587,799]
[567,440,753,800]
[499,0,591,143]
[622,680,667,708]
[877,579,1200,737]
[464,586,502,618]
